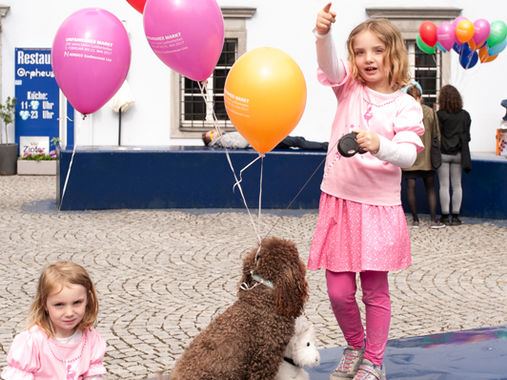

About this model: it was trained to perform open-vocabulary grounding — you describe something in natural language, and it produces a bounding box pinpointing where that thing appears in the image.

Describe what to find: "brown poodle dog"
[168,237,309,380]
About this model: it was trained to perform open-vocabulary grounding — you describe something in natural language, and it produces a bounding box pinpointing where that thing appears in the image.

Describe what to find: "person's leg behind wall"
[404,176,419,226]
[449,153,463,224]
[278,136,328,150]
[437,155,452,223]
[422,173,445,229]
[360,271,391,367]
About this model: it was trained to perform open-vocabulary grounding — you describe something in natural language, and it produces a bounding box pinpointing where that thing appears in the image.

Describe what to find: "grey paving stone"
[0,175,505,379]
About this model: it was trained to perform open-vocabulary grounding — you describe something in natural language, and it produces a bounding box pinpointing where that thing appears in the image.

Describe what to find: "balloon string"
[197,80,262,244]
[233,154,262,192]
[58,142,77,211]
[258,155,263,232]
[261,138,340,240]
[261,154,327,239]
[231,154,264,241]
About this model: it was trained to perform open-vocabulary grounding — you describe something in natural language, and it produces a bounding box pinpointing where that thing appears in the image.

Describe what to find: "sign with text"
[19,136,50,157]
[14,48,59,152]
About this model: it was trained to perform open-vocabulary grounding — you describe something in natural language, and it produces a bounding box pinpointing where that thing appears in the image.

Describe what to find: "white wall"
[2,0,506,152]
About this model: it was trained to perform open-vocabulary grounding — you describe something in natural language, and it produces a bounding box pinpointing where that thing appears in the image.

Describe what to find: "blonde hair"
[347,18,411,91]
[28,261,99,338]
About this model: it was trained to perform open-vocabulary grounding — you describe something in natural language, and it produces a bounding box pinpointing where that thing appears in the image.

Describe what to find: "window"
[179,38,237,131]
[366,7,461,105]
[407,41,441,107]
[171,7,256,138]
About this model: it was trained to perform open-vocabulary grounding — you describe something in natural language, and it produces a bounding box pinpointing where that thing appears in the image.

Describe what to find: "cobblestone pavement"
[0,175,506,379]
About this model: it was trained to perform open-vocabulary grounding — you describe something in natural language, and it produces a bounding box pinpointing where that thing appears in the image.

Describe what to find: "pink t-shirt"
[319,63,424,206]
[1,325,106,380]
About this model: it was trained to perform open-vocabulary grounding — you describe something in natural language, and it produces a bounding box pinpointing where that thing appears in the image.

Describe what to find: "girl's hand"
[316,2,336,35]
[354,130,380,154]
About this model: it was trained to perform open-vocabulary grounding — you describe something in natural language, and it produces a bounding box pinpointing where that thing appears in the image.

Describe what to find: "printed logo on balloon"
[51,8,132,116]
[143,0,224,82]
[224,47,307,154]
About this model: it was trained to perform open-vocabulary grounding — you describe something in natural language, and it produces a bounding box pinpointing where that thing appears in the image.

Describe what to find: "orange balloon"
[478,45,498,63]
[224,47,307,153]
[455,19,474,43]
[467,39,480,50]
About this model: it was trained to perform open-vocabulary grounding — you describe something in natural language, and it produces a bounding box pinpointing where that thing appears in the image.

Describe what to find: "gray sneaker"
[330,346,364,379]
[430,220,446,229]
[353,359,386,380]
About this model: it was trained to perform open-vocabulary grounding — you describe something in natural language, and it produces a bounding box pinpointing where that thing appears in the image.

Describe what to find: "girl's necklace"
[48,331,87,379]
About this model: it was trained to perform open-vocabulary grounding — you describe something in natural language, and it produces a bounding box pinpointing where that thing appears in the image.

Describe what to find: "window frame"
[170,7,256,139]
[178,38,238,132]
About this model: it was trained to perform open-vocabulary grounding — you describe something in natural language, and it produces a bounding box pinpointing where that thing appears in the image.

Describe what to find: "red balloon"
[419,21,438,47]
[126,0,146,14]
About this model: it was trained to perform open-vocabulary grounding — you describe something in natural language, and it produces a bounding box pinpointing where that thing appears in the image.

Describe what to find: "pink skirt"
[308,193,411,272]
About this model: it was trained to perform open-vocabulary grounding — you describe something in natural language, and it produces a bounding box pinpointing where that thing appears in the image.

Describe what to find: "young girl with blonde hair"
[2,261,107,379]
[309,3,424,379]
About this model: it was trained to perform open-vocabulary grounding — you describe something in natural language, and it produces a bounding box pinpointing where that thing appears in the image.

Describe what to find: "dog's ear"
[240,246,257,285]
[274,258,308,318]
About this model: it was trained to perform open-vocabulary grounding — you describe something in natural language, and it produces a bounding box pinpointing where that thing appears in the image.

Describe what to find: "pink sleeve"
[393,95,425,152]
[1,331,39,380]
[83,329,107,378]
[317,58,349,88]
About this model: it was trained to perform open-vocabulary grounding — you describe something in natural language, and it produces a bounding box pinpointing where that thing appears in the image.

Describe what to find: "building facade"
[1,0,506,152]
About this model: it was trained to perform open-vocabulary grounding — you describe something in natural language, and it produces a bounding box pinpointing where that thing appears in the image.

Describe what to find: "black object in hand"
[337,132,367,157]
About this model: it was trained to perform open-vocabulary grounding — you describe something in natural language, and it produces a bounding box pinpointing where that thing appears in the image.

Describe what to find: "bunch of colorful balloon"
[417,18,507,69]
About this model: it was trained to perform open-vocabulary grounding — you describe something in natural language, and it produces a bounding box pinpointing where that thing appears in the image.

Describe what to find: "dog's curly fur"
[168,237,309,380]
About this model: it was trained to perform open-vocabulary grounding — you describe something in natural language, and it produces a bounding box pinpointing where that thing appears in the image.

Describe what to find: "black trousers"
[275,136,328,151]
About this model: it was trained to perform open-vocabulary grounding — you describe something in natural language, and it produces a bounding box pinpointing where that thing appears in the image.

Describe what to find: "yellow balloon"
[224,47,307,153]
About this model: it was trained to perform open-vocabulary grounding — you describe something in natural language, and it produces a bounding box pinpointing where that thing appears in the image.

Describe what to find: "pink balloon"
[452,16,468,45]
[143,0,224,81]
[472,19,490,46]
[437,22,455,51]
[52,8,131,116]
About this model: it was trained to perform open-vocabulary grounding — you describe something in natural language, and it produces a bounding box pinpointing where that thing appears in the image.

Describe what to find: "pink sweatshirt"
[318,64,424,206]
[1,325,106,380]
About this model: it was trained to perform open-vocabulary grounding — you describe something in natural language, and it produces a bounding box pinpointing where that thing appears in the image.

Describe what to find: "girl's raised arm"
[315,3,345,83]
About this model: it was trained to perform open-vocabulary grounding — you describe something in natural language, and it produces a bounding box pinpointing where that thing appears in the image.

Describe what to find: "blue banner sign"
[14,48,63,154]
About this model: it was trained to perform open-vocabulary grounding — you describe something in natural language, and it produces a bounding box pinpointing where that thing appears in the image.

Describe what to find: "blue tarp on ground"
[308,326,507,380]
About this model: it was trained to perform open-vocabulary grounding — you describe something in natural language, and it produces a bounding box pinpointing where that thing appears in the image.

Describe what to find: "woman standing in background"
[436,84,471,226]
[403,83,445,229]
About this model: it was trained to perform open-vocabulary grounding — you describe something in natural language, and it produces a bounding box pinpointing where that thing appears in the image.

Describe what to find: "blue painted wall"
[57,147,507,219]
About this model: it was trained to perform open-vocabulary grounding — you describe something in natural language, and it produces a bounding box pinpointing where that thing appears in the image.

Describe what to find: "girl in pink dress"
[2,262,107,379]
[309,3,424,380]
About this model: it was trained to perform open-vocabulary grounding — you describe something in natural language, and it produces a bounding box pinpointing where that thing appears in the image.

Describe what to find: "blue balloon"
[459,43,479,69]
[452,42,462,54]
[488,38,507,56]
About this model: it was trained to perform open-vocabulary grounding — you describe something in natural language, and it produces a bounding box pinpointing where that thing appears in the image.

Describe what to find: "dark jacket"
[437,109,472,172]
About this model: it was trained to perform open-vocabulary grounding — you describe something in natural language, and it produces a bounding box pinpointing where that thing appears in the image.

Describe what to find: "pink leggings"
[326,270,391,366]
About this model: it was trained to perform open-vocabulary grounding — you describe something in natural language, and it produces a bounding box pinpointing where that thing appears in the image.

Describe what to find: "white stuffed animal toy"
[275,316,320,380]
